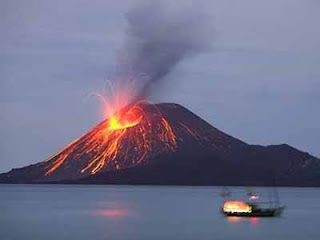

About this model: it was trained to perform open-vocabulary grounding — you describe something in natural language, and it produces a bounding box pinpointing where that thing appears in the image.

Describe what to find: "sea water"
[0,185,319,240]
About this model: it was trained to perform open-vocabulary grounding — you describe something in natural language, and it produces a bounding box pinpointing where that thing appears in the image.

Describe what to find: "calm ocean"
[1,185,319,240]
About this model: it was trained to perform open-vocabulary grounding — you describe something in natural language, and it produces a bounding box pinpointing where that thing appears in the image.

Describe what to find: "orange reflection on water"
[226,216,260,225]
[92,209,129,217]
[227,216,243,223]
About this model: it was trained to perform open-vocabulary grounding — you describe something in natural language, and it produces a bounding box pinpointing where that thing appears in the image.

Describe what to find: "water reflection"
[1,186,319,240]
[226,216,243,222]
[92,209,129,217]
[249,217,260,224]
[226,216,260,225]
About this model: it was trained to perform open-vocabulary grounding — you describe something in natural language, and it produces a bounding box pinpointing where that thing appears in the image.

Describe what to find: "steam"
[117,0,214,98]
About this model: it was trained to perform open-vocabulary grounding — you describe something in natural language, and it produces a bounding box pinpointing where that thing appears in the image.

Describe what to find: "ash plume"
[117,0,214,98]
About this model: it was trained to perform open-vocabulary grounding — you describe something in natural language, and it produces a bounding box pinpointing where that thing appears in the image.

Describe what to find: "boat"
[221,188,285,217]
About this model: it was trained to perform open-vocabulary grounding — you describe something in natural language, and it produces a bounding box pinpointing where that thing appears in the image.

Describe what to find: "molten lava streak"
[108,115,141,131]
[44,103,177,177]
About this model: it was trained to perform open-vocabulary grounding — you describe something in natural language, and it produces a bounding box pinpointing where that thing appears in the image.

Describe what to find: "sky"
[1,0,320,172]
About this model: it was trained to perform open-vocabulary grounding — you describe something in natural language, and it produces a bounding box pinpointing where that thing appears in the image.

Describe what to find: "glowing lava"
[108,114,141,131]
[44,102,177,177]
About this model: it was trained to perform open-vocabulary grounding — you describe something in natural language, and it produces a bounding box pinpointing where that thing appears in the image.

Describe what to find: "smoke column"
[116,0,214,99]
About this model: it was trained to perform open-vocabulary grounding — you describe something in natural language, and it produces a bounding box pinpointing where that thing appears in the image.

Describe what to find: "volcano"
[1,103,319,186]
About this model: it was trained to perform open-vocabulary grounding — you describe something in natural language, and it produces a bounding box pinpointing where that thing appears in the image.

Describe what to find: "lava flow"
[44,102,177,178]
[108,113,141,131]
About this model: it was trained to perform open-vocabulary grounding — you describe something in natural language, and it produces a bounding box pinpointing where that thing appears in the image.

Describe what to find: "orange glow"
[227,216,243,222]
[223,201,252,213]
[44,101,177,176]
[92,209,129,217]
[108,114,141,131]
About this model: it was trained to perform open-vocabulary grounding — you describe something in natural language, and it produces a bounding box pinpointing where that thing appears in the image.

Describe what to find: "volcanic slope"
[1,103,319,186]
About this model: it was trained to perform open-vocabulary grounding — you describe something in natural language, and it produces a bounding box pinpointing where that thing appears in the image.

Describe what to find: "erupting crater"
[1,102,319,186]
[43,103,177,179]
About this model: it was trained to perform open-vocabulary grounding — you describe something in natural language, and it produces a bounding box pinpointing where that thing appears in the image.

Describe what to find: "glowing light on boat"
[223,201,252,213]
[249,195,259,200]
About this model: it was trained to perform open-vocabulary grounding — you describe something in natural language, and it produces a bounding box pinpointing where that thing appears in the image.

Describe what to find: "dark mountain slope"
[1,103,319,186]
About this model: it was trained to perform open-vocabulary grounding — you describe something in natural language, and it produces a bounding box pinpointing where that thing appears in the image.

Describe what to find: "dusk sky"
[1,0,320,172]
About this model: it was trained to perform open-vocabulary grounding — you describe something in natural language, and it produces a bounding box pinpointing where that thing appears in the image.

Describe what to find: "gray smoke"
[117,0,214,98]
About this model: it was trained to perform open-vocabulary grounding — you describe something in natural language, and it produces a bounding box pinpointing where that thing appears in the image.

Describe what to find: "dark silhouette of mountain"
[0,103,319,186]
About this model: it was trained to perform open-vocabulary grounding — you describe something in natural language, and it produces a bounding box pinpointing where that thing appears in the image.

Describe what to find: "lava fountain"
[44,100,177,178]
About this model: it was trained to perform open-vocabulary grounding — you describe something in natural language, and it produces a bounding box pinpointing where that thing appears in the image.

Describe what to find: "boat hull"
[222,206,285,217]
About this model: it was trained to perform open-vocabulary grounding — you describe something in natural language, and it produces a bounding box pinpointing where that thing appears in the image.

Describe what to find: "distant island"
[1,103,319,187]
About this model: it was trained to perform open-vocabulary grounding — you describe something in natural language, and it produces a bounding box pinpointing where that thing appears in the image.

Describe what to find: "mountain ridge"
[1,102,319,186]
